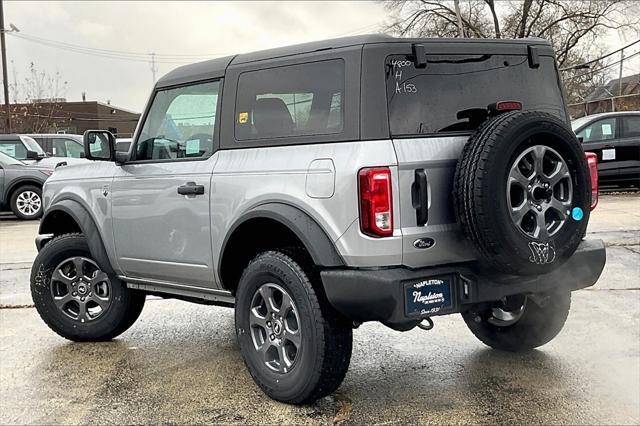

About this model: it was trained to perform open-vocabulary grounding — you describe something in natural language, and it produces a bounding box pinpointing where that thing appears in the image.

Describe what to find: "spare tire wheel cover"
[454,111,591,276]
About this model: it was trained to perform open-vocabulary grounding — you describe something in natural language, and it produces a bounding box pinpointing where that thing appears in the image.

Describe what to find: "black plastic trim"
[38,200,115,274]
[219,202,344,275]
[321,239,605,325]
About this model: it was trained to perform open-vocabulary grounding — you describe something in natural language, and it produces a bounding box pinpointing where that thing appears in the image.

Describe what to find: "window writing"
[386,54,566,136]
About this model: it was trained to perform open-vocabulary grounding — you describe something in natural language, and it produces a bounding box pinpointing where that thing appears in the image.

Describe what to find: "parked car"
[0,151,53,219]
[572,111,640,188]
[28,134,85,159]
[32,35,604,404]
[0,134,48,164]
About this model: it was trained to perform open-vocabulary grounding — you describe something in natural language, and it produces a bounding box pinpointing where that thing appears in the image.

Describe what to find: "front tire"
[31,233,145,341]
[461,292,571,352]
[10,185,43,220]
[235,250,353,404]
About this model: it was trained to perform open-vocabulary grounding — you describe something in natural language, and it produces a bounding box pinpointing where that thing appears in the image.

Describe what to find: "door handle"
[411,169,428,226]
[177,182,205,196]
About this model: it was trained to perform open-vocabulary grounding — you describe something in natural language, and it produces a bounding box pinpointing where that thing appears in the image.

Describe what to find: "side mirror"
[26,150,41,160]
[83,130,115,161]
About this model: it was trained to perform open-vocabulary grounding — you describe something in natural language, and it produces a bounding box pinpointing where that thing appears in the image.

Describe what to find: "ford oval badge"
[413,237,435,249]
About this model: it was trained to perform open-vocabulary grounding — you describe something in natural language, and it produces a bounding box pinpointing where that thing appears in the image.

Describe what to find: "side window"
[136,80,220,161]
[577,118,616,142]
[621,116,640,138]
[235,60,344,140]
[53,138,84,158]
[0,140,27,160]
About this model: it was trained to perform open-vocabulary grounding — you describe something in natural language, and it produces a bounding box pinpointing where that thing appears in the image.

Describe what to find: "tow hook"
[417,317,434,331]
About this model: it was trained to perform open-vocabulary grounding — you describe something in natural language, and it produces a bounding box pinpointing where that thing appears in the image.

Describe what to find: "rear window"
[235,60,344,140]
[386,54,566,136]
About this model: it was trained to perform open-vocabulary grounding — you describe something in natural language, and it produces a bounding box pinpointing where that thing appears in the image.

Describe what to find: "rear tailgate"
[384,43,568,268]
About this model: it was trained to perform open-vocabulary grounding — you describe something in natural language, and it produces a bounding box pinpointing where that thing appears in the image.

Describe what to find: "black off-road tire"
[235,250,353,405]
[10,185,43,220]
[31,233,146,342]
[462,292,571,352]
[454,111,591,275]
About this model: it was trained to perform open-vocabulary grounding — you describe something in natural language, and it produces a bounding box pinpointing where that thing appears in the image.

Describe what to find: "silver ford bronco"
[31,35,606,404]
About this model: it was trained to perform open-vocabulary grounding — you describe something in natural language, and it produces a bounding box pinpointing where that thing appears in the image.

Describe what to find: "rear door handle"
[411,169,428,226]
[177,182,205,196]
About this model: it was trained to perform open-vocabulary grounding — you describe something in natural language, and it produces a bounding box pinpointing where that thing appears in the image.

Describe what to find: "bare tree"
[3,62,70,134]
[384,0,640,102]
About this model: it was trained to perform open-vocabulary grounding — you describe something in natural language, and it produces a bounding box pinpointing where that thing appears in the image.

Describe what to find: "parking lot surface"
[0,194,638,424]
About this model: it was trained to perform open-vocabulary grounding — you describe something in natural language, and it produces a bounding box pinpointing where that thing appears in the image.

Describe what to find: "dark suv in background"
[572,111,640,188]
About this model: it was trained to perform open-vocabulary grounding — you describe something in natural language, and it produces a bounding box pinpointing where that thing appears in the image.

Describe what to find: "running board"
[122,276,235,305]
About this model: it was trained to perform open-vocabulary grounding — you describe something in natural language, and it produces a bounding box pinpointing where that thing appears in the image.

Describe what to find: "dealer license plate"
[404,277,453,316]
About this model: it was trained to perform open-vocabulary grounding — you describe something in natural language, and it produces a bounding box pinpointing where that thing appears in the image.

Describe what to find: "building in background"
[0,99,140,137]
[569,74,640,118]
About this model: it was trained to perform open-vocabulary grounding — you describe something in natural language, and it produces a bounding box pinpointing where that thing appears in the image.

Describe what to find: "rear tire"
[10,185,43,220]
[31,233,145,341]
[461,292,571,352]
[235,250,352,404]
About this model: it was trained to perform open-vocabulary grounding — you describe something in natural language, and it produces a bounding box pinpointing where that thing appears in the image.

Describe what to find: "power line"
[563,49,640,81]
[559,39,640,71]
[9,33,212,64]
[9,32,231,60]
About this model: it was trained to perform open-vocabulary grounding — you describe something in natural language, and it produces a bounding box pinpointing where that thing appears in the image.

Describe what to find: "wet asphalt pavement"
[0,193,639,424]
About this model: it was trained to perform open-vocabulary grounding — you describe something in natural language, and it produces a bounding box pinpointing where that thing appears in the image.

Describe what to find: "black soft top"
[156,34,553,88]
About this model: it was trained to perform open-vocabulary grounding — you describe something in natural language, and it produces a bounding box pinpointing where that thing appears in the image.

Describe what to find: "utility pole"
[150,52,157,85]
[0,0,11,132]
[453,0,464,38]
[618,47,624,96]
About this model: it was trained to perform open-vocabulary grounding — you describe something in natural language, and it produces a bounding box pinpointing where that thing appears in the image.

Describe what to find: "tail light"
[585,152,598,210]
[488,101,522,114]
[359,167,393,237]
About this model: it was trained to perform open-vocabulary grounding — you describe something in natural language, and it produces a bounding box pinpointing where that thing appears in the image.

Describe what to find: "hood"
[35,156,92,169]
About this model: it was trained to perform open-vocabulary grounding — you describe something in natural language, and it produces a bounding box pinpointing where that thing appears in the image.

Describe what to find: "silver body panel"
[392,136,476,268]
[44,133,474,289]
[111,156,219,287]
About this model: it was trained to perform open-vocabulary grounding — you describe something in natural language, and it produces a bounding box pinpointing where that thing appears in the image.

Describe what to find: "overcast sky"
[3,1,636,112]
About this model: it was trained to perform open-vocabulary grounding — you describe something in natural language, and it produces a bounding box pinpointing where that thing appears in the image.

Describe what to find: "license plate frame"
[404,276,455,317]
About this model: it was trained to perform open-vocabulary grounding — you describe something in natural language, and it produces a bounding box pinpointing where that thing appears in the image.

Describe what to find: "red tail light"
[585,152,598,210]
[359,167,393,237]
[488,101,522,113]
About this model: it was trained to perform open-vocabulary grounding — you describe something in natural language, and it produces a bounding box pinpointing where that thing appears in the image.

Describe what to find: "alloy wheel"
[50,256,112,323]
[249,283,302,374]
[487,294,527,327]
[507,145,573,239]
[16,191,42,217]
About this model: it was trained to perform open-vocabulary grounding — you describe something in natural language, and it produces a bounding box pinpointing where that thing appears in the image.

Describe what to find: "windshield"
[386,53,567,136]
[0,151,25,166]
[20,136,47,155]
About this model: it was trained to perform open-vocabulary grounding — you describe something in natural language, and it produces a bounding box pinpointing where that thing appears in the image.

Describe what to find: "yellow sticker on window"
[238,112,249,124]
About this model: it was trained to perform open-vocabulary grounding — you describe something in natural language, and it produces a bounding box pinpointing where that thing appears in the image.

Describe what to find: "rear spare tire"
[454,111,591,276]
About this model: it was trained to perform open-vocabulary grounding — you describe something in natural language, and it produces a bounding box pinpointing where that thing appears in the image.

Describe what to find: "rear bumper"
[321,239,606,326]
